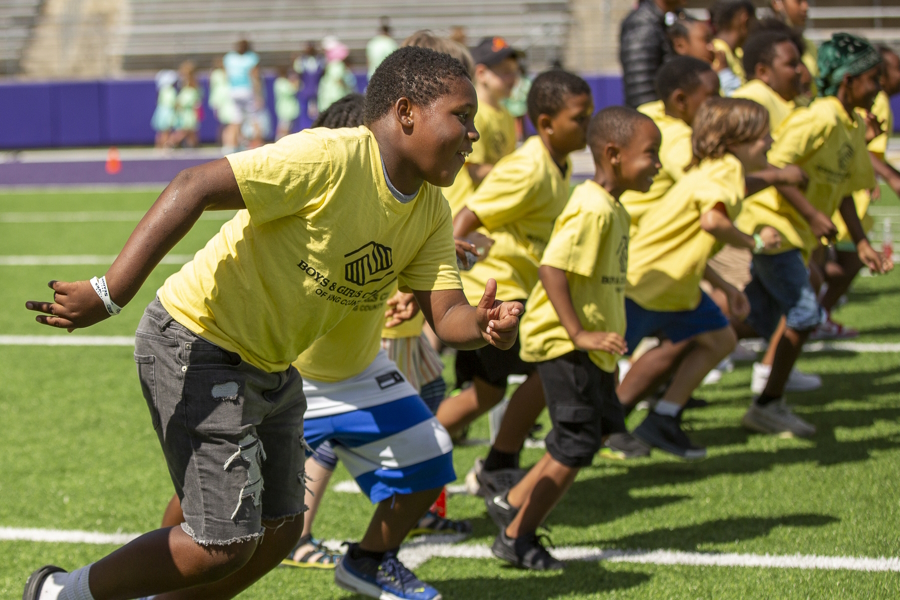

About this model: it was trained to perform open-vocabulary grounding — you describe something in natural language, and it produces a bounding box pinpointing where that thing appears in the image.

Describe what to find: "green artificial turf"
[1,189,898,598]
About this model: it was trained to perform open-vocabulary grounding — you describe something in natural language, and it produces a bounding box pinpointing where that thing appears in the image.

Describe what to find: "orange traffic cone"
[105,147,121,175]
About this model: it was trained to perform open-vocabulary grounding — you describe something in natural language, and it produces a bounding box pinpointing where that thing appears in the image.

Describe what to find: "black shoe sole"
[23,565,66,600]
[633,424,707,460]
[491,535,565,571]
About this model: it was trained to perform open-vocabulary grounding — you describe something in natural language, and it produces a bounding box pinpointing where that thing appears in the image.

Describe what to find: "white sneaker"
[702,369,723,385]
[751,362,822,395]
[741,398,816,437]
[464,458,484,497]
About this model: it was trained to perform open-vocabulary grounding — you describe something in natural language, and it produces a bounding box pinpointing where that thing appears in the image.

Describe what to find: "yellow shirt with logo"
[835,91,891,243]
[158,126,461,373]
[627,154,745,312]
[460,135,572,303]
[519,181,630,373]
[732,79,795,132]
[620,101,693,230]
[713,39,746,85]
[736,96,876,261]
[444,101,517,216]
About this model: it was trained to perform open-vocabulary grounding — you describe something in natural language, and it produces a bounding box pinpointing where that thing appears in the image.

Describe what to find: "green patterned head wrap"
[817,33,881,97]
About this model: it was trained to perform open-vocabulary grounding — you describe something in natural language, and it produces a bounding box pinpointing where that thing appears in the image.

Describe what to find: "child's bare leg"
[436,378,504,436]
[505,454,578,538]
[759,317,787,366]
[762,327,811,397]
[663,327,736,407]
[360,488,442,552]
[821,250,863,312]
[162,494,183,527]
[617,339,692,408]
[300,457,334,537]
[491,373,544,454]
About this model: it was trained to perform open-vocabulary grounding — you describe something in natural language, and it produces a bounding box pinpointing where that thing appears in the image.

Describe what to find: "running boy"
[23,47,523,600]
[444,36,520,216]
[435,70,593,495]
[623,98,780,459]
[486,106,661,569]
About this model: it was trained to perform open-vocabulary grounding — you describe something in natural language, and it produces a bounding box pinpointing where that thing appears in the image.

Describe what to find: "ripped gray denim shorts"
[135,297,308,545]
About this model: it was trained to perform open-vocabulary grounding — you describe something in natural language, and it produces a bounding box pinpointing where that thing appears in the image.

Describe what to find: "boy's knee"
[191,536,260,583]
[261,514,306,552]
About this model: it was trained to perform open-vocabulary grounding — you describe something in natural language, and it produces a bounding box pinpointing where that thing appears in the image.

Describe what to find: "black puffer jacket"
[619,1,674,108]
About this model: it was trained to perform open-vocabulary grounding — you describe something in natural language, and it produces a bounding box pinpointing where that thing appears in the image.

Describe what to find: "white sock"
[654,400,681,417]
[40,565,94,600]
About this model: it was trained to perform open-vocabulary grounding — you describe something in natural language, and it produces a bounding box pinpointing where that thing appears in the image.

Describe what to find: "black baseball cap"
[471,37,521,66]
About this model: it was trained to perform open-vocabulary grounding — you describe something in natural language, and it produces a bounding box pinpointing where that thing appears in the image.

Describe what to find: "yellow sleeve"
[465,153,536,231]
[663,128,693,183]
[540,207,604,278]
[848,134,877,195]
[768,109,830,169]
[868,92,892,156]
[226,132,332,225]
[692,182,734,218]
[398,197,463,292]
[468,109,492,165]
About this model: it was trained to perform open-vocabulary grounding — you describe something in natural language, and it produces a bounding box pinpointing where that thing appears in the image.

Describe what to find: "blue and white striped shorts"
[302,351,456,504]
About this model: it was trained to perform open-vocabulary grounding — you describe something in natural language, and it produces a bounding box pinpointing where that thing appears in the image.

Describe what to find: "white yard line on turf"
[0,254,194,266]
[4,526,898,573]
[0,335,135,346]
[0,211,232,223]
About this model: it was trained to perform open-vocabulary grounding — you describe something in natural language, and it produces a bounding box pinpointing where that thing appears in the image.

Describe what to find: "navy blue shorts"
[624,292,730,351]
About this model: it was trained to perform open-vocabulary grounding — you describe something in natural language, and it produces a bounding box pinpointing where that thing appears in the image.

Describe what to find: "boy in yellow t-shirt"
[737,34,892,439]
[484,107,661,570]
[710,0,757,95]
[444,36,520,216]
[23,47,525,600]
[623,56,720,230]
[821,46,900,335]
[435,70,593,495]
[769,0,818,102]
[622,98,780,459]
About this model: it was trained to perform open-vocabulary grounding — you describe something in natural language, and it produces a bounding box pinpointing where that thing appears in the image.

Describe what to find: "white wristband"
[90,276,122,316]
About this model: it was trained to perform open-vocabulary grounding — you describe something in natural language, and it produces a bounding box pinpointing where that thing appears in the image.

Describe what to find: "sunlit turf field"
[1,188,899,598]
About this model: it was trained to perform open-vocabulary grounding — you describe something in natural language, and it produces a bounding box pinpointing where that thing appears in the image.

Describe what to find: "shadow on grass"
[434,560,650,600]
[599,514,838,551]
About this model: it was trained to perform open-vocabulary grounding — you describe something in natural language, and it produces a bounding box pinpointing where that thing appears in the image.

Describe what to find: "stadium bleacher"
[0,0,43,75]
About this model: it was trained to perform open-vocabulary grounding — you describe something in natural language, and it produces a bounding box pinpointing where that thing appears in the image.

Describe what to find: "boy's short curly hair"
[313,93,365,128]
[656,55,715,102]
[364,46,471,125]
[588,106,655,159]
[526,69,591,126]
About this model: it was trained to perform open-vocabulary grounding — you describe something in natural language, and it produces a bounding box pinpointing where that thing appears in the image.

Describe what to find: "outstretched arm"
[838,195,893,275]
[699,205,780,252]
[26,159,245,331]
[413,280,522,351]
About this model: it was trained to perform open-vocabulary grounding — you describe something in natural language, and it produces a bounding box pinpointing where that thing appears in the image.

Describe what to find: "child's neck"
[476,85,502,109]
[835,89,864,120]
[592,165,623,201]
[370,125,424,196]
[538,132,570,172]
[664,105,690,126]
[716,31,739,52]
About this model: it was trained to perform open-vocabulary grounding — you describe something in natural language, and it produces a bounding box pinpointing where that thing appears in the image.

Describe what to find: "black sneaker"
[478,465,526,496]
[491,529,564,571]
[633,411,706,460]
[335,544,441,600]
[599,432,651,459]
[485,490,519,529]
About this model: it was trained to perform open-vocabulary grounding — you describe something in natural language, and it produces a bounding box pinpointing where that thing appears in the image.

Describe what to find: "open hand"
[858,240,894,275]
[759,225,782,251]
[572,331,628,355]
[475,279,522,349]
[26,280,110,332]
[384,291,419,328]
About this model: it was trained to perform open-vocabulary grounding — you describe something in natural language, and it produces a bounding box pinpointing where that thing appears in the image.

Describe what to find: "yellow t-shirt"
[798,37,819,104]
[459,135,572,303]
[714,39,746,84]
[732,79,795,132]
[736,96,876,261]
[620,103,693,230]
[380,311,426,340]
[834,90,892,242]
[627,153,745,312]
[519,181,630,373]
[158,126,461,373]
[444,101,517,217]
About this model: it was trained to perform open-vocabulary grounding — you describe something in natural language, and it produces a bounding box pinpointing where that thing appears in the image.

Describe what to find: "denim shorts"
[624,292,730,351]
[135,297,308,546]
[744,250,824,338]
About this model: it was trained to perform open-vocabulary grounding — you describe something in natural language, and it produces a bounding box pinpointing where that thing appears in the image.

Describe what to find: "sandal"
[407,510,473,538]
[281,534,343,569]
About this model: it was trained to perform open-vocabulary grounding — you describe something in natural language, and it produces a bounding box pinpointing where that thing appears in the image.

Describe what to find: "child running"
[435,70,593,496]
[736,33,893,437]
[623,97,781,459]
[486,106,661,569]
[23,47,523,600]
[710,0,757,95]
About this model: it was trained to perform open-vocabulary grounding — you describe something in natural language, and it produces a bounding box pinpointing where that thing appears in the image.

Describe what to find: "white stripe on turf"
[4,527,898,572]
[0,212,232,223]
[0,255,194,266]
[0,335,135,346]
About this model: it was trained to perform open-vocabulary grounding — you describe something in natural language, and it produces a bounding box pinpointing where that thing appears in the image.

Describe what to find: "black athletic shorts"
[454,301,535,389]
[537,351,622,468]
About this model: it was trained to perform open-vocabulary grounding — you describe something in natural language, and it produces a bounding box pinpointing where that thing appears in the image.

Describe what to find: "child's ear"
[395,97,415,128]
[537,113,554,135]
[605,142,621,166]
[672,89,688,114]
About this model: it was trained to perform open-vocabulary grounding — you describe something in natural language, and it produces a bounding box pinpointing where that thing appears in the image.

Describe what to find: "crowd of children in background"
[27,4,900,600]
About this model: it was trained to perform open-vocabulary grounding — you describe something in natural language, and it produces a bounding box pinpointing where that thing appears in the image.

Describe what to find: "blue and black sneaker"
[335,543,441,600]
